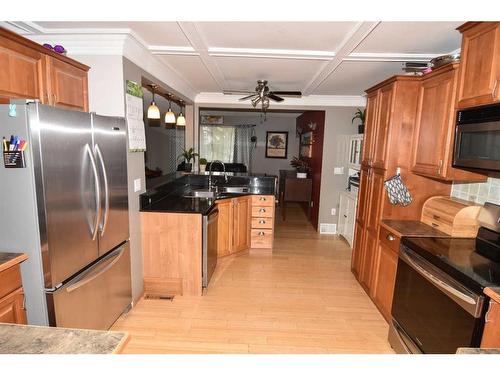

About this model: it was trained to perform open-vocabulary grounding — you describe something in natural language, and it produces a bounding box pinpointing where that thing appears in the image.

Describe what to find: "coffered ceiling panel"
[315,60,405,95]
[213,56,328,91]
[156,55,220,92]
[35,21,190,46]
[197,22,357,51]
[354,22,463,54]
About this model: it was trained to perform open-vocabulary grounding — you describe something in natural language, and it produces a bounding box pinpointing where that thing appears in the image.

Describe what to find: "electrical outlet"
[134,178,142,192]
[331,208,336,216]
[333,167,344,175]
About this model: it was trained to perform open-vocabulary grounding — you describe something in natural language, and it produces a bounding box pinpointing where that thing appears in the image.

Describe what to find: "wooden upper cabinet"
[46,56,89,111]
[361,91,379,166]
[0,27,89,110]
[0,33,46,103]
[371,83,395,170]
[457,22,500,109]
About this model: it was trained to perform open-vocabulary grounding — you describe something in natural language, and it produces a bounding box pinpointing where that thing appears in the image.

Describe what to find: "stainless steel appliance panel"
[31,104,99,287]
[49,242,132,330]
[91,114,129,255]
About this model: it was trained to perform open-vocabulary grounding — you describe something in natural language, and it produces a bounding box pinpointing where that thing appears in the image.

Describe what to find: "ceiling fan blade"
[223,90,255,95]
[270,91,302,96]
[239,93,259,101]
[268,93,284,102]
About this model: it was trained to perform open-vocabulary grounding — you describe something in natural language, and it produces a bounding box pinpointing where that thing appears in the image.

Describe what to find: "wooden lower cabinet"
[372,240,399,322]
[360,230,377,293]
[351,220,364,278]
[216,196,251,257]
[481,298,500,348]
[0,288,26,324]
[216,199,233,257]
[251,195,275,249]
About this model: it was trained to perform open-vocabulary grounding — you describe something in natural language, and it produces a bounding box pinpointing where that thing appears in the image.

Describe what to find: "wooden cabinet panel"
[351,220,365,278]
[233,196,251,252]
[366,169,385,233]
[457,22,500,108]
[361,91,379,166]
[0,288,27,325]
[372,242,398,322]
[355,167,370,226]
[481,299,500,348]
[372,83,394,170]
[46,57,88,111]
[216,199,233,257]
[0,34,45,103]
[360,230,377,292]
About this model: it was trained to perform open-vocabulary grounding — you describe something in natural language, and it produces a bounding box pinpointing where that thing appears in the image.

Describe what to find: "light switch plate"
[134,178,141,192]
[331,208,336,216]
[333,167,344,175]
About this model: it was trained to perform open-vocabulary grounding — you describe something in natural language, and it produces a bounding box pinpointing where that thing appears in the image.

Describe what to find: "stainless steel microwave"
[453,104,500,172]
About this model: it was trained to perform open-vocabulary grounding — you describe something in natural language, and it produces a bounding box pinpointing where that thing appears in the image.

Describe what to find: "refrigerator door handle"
[94,143,109,236]
[65,246,125,293]
[85,143,101,241]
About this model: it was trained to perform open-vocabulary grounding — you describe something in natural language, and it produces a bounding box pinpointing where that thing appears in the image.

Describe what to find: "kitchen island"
[0,323,129,354]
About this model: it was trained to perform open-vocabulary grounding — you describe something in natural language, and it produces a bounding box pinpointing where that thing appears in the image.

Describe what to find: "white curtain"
[234,126,253,170]
[200,126,235,163]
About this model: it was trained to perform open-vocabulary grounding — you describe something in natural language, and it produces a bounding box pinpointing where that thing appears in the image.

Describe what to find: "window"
[200,126,235,163]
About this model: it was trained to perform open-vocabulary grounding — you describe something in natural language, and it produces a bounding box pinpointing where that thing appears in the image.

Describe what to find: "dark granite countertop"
[456,347,500,354]
[0,252,28,273]
[140,173,277,215]
[381,220,450,238]
[0,323,129,354]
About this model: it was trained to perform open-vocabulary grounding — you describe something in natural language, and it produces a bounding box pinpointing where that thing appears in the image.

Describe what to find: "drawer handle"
[259,208,266,213]
[259,197,266,201]
[258,231,265,236]
[386,234,395,241]
[432,223,439,227]
[433,215,440,220]
[259,220,266,224]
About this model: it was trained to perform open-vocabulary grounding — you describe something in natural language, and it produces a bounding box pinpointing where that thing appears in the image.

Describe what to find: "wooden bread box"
[421,196,481,237]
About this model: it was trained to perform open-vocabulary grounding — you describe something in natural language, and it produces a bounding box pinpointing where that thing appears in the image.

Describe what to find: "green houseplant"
[351,108,366,134]
[290,157,310,178]
[199,158,208,173]
[178,147,199,172]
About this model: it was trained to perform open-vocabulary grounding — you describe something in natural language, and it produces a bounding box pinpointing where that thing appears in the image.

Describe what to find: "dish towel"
[384,174,412,206]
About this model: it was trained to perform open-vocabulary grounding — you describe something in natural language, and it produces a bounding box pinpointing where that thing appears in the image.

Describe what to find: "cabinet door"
[412,68,456,179]
[458,22,500,108]
[0,34,46,103]
[481,300,500,348]
[233,196,251,252]
[372,242,398,322]
[360,230,377,292]
[372,83,395,170]
[355,167,370,226]
[361,91,379,166]
[46,56,88,111]
[351,220,365,278]
[216,199,233,257]
[365,169,385,234]
[0,288,27,324]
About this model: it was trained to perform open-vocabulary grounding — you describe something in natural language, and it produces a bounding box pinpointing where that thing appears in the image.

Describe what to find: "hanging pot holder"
[384,174,412,206]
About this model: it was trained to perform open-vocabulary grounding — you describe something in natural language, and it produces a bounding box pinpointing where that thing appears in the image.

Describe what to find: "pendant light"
[176,100,186,126]
[164,93,176,124]
[146,84,160,119]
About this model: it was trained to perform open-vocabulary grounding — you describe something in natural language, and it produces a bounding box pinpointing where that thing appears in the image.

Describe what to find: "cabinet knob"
[259,197,266,201]
[258,231,265,236]
[259,220,266,224]
[259,208,266,213]
[386,234,395,241]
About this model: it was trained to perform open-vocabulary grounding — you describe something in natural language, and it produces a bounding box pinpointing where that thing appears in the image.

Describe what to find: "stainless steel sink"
[220,186,249,193]
[183,189,216,199]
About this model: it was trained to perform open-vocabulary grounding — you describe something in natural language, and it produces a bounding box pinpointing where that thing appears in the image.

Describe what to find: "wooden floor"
[112,203,394,353]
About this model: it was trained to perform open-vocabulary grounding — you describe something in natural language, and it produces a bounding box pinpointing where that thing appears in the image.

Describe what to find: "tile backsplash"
[451,177,500,205]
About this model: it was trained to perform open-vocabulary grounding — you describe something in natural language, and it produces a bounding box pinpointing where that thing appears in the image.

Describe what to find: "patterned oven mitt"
[384,174,412,206]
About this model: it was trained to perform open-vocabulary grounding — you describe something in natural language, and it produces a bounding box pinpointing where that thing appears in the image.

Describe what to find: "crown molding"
[195,92,366,107]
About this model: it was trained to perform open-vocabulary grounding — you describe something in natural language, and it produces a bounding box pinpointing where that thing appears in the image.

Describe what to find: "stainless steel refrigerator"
[0,101,132,330]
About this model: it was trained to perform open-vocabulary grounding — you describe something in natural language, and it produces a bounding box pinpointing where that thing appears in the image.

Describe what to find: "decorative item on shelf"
[351,108,366,134]
[290,156,310,178]
[384,168,412,206]
[177,147,199,172]
[165,94,176,124]
[146,84,160,120]
[200,115,223,125]
[265,131,288,159]
[176,100,186,126]
[430,53,460,69]
[199,158,208,173]
[42,43,67,55]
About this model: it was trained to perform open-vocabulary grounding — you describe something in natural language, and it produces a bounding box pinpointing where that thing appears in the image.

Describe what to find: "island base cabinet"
[216,196,251,258]
[0,288,26,325]
[251,195,275,249]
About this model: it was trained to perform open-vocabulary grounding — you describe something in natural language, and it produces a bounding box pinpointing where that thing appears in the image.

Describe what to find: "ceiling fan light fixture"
[251,96,261,108]
[262,97,270,110]
[147,84,160,120]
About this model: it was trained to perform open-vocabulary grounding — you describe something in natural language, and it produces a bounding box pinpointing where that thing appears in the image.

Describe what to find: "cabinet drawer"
[251,229,273,248]
[0,264,22,299]
[252,206,273,218]
[379,226,401,254]
[0,287,26,324]
[421,213,454,234]
[251,195,274,207]
[251,217,273,229]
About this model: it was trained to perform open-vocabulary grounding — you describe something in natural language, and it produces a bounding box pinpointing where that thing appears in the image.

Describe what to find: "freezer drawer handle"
[94,143,109,236]
[85,143,101,241]
[65,247,125,293]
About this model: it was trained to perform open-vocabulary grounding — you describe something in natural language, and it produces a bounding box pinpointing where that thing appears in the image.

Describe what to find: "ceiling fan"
[223,80,302,112]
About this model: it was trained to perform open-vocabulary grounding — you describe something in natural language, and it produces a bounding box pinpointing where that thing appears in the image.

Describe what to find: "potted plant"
[199,158,208,173]
[178,147,199,172]
[290,157,310,178]
[352,108,366,134]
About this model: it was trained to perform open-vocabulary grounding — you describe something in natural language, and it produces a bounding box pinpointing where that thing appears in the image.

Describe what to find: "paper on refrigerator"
[125,92,146,152]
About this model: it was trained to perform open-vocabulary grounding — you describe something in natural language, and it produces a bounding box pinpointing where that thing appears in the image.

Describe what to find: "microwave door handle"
[400,248,481,317]
[94,143,109,236]
[85,143,101,241]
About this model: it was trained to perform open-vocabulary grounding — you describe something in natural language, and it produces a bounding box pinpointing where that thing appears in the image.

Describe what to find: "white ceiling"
[8,21,463,97]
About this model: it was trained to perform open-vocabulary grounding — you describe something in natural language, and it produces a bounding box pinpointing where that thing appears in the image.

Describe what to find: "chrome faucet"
[208,160,228,190]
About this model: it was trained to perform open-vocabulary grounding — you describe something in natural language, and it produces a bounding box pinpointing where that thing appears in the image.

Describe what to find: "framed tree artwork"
[266,131,288,159]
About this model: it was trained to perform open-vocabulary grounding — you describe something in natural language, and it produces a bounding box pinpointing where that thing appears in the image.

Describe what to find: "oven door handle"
[400,247,483,317]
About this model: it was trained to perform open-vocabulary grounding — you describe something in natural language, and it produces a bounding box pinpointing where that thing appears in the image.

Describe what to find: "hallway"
[112,203,394,353]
